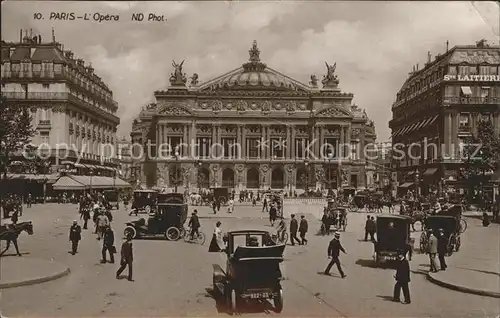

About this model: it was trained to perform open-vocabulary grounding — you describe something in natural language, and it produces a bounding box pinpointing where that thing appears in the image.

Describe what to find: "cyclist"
[188,210,201,240]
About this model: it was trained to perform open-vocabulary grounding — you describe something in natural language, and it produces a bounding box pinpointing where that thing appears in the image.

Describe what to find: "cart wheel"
[419,232,427,253]
[145,205,151,214]
[447,235,455,256]
[274,288,283,313]
[455,236,461,252]
[281,232,289,244]
[124,226,136,239]
[196,232,206,245]
[165,227,180,241]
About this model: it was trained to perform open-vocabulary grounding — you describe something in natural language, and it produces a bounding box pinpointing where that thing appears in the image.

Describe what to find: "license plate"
[385,256,397,261]
[249,292,269,299]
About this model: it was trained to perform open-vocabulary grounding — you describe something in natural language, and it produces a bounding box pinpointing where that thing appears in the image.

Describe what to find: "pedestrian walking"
[393,251,411,304]
[10,209,18,225]
[269,204,277,226]
[208,221,225,252]
[188,210,201,240]
[81,208,91,230]
[427,229,438,272]
[227,198,234,213]
[116,234,134,281]
[369,216,376,241]
[436,229,447,270]
[262,197,268,213]
[96,212,109,240]
[69,220,82,255]
[364,216,370,241]
[299,215,308,245]
[101,226,115,264]
[27,193,32,208]
[289,214,300,246]
[324,232,346,278]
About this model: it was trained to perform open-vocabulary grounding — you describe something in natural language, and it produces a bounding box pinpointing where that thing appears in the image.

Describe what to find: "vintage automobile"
[212,230,285,314]
[131,189,158,214]
[124,193,188,240]
[420,215,461,255]
[373,215,413,266]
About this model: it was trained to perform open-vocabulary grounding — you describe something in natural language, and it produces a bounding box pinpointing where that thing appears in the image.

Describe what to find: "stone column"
[319,125,325,158]
[190,121,196,158]
[286,126,291,159]
[291,128,296,159]
[315,126,320,158]
[443,113,451,158]
[236,124,242,160]
[217,125,222,158]
[211,124,217,158]
[241,125,246,158]
[340,125,345,158]
[182,124,188,157]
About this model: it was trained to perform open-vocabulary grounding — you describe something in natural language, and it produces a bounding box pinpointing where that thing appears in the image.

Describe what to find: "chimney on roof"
[38,35,41,43]
[19,29,22,42]
[416,63,419,70]
[446,40,449,52]
[52,27,55,43]
[427,51,431,64]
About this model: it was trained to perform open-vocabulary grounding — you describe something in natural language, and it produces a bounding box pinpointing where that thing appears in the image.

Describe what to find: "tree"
[461,119,500,201]
[0,100,35,203]
[0,102,35,179]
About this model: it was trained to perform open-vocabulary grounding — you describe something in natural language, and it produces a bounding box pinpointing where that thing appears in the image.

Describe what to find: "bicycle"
[183,227,206,245]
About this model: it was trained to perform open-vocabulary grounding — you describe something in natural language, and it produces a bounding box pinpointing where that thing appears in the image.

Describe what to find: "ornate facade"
[131,41,376,192]
[1,29,120,175]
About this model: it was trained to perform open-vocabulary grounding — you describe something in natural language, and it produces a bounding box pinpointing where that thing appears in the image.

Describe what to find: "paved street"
[1,203,499,317]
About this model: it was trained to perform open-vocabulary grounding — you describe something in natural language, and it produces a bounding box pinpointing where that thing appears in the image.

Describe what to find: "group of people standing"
[70,193,134,281]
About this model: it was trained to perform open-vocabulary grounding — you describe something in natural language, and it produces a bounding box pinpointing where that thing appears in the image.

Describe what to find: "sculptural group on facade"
[322,61,339,88]
[170,60,187,86]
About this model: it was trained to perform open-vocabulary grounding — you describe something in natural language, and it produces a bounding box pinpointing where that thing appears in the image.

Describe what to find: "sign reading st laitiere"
[444,74,500,81]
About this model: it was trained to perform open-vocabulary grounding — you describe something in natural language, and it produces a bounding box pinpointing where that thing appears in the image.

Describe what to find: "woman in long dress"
[209,221,225,252]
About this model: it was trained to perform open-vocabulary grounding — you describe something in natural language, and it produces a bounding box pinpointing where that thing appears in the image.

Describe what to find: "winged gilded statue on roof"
[170,60,187,86]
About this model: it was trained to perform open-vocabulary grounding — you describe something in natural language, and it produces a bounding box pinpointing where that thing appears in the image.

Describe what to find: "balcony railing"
[443,96,500,105]
[2,92,68,100]
[38,120,51,125]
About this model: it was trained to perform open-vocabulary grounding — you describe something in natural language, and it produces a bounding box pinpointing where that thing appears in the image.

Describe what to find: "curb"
[0,267,70,289]
[426,272,500,298]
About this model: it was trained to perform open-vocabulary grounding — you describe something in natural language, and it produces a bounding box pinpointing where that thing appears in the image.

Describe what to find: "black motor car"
[212,230,285,314]
[124,193,188,240]
[373,215,413,266]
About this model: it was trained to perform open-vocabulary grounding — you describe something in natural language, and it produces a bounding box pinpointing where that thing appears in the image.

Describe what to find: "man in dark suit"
[69,220,82,255]
[393,252,411,304]
[324,232,346,278]
[436,228,447,270]
[188,210,201,240]
[289,214,300,246]
[364,216,371,241]
[101,226,115,264]
[299,215,308,245]
[116,234,133,281]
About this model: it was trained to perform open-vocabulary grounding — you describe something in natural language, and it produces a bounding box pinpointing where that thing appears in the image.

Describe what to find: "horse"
[0,221,34,256]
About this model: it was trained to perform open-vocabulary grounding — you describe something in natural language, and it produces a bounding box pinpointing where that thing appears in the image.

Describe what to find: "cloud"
[2,1,498,141]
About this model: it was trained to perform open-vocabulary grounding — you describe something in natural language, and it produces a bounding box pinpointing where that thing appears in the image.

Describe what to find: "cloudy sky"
[2,1,499,140]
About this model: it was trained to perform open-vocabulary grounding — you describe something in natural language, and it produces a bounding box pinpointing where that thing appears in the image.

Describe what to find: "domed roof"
[198,41,309,91]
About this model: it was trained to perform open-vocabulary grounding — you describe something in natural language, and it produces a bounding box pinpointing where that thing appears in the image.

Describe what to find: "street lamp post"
[415,170,420,197]
[197,160,203,191]
[174,151,180,193]
[304,158,309,192]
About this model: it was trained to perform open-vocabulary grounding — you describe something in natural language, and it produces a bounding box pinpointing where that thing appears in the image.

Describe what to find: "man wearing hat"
[69,220,82,255]
[289,214,300,246]
[436,228,447,270]
[299,215,308,245]
[188,209,201,240]
[324,232,346,278]
[393,251,411,304]
[116,233,134,281]
[427,229,438,272]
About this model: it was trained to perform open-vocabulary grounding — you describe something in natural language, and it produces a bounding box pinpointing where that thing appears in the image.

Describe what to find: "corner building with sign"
[131,41,376,192]
[390,40,500,195]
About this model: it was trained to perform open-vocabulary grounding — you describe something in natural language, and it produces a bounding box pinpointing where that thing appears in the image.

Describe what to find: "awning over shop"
[53,176,87,190]
[461,86,472,95]
[399,182,414,188]
[6,173,59,183]
[74,163,86,168]
[84,164,97,169]
[423,168,438,176]
[52,175,132,190]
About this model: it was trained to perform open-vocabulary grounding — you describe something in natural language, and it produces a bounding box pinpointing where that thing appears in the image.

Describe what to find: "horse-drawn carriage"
[212,230,285,314]
[349,194,368,212]
[373,215,413,266]
[124,193,188,240]
[419,208,463,255]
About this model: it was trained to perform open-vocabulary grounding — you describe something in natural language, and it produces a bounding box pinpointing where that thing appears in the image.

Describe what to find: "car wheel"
[124,226,136,239]
[165,227,180,241]
[455,236,461,251]
[145,205,151,214]
[274,288,283,313]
